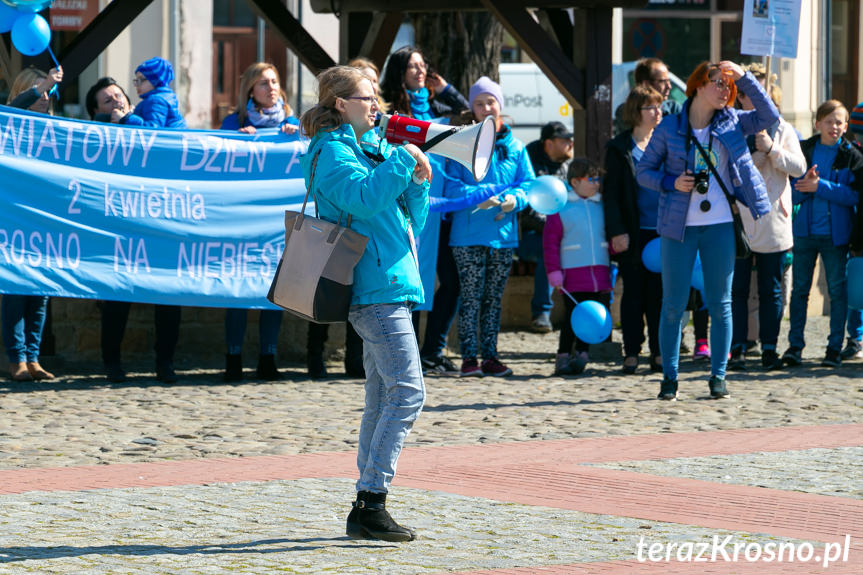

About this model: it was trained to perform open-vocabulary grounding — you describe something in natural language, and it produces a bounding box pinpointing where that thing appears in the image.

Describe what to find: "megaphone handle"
[419,127,459,152]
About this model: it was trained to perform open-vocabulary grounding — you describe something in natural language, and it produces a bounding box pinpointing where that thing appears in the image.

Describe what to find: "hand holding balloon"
[548,270,564,288]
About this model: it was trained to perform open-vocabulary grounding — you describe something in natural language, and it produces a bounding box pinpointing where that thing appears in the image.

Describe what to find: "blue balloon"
[570,300,613,345]
[11,12,51,57]
[848,257,863,311]
[5,1,53,12]
[0,3,20,33]
[691,254,704,292]
[526,175,568,215]
[641,237,661,273]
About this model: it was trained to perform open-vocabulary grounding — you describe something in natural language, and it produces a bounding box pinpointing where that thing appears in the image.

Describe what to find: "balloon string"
[558,286,579,305]
[47,46,60,68]
[46,47,61,100]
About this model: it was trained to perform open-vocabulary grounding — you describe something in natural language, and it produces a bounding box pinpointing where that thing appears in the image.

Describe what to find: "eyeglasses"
[132,77,148,86]
[345,96,377,103]
[580,176,602,183]
[707,77,730,91]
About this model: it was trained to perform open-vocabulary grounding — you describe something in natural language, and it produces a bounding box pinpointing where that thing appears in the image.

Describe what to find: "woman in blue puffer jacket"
[636,60,778,401]
[444,76,535,378]
[299,66,430,543]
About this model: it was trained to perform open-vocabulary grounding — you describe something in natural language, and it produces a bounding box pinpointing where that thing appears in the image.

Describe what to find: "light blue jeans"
[349,303,425,494]
[224,308,283,355]
[2,295,49,363]
[660,223,735,381]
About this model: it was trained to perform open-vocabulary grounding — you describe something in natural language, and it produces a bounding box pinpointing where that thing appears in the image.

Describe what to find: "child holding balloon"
[543,158,613,375]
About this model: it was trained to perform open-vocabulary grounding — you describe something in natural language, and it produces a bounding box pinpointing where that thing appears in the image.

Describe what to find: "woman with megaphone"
[299,66,430,542]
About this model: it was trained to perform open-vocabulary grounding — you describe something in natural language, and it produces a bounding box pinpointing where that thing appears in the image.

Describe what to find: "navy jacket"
[794,136,863,247]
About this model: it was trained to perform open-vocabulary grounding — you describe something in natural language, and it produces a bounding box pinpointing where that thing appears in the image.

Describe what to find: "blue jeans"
[660,223,735,380]
[848,309,863,341]
[225,308,283,355]
[349,303,425,494]
[788,235,848,352]
[2,295,49,363]
[515,230,553,317]
[731,250,786,351]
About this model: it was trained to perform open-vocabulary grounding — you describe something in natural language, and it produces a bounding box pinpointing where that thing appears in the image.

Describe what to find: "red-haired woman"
[636,61,778,401]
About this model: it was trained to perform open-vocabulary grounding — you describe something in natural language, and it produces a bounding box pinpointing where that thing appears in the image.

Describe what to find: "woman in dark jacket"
[603,86,665,374]
[636,61,778,401]
[380,46,470,374]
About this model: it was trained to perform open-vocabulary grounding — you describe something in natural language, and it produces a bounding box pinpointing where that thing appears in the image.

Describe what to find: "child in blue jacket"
[783,100,863,367]
[119,57,187,128]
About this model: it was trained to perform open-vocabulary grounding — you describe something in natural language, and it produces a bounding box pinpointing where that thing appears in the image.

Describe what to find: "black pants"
[415,219,460,358]
[101,301,181,365]
[559,292,611,354]
[618,229,662,358]
[307,321,363,363]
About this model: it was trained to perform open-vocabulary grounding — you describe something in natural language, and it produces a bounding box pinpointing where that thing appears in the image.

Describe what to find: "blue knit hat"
[135,57,174,88]
[469,76,504,110]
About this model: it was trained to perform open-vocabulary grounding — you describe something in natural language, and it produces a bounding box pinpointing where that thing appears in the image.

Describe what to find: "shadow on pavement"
[0,536,392,562]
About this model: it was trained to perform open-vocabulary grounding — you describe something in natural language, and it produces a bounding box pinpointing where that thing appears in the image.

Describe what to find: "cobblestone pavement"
[0,316,859,574]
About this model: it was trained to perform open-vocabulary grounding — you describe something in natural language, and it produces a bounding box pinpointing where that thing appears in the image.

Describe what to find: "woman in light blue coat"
[636,61,777,401]
[299,66,430,543]
[444,77,535,378]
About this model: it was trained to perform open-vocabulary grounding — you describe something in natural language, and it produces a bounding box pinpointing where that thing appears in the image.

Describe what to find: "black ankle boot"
[346,491,416,542]
[224,354,243,382]
[256,354,281,380]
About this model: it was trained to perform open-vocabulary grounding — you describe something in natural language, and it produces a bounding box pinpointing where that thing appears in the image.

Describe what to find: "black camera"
[692,171,709,194]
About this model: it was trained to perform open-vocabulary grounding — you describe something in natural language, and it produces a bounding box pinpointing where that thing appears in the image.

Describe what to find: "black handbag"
[266,151,369,323]
[691,137,752,259]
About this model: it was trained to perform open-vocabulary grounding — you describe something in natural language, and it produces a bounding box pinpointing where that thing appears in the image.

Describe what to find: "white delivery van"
[499,62,686,142]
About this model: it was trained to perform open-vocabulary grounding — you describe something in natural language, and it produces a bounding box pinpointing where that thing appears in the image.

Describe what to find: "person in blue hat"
[118,57,187,128]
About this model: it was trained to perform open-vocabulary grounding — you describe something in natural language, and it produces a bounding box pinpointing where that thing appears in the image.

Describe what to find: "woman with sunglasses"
[636,61,778,401]
[603,85,665,375]
[299,66,430,542]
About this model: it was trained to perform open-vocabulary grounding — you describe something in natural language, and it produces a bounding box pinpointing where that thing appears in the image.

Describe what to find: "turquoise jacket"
[301,124,430,306]
[444,125,535,248]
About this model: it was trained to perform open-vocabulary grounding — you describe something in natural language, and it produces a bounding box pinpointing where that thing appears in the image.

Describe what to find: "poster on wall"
[740,0,802,58]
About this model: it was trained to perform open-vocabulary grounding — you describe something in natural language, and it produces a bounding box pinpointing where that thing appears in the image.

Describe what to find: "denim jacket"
[636,72,778,241]
[301,124,430,306]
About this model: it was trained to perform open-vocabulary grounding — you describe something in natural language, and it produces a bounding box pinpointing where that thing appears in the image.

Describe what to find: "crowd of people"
[3,48,862,543]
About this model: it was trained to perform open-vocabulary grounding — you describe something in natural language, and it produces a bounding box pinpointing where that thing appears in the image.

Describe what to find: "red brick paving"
[1,423,860,573]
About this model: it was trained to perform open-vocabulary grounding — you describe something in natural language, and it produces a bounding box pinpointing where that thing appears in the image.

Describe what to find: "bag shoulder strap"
[691,135,738,214]
[303,149,352,228]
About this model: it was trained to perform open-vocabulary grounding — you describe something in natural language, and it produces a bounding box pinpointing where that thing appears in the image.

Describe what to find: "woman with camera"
[636,61,778,401]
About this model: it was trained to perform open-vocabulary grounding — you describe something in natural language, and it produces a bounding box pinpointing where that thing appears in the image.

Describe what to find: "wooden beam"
[480,1,584,108]
[311,0,647,12]
[44,1,156,87]
[584,6,613,165]
[246,0,335,74]
[539,8,573,57]
[358,12,403,68]
[0,40,12,87]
